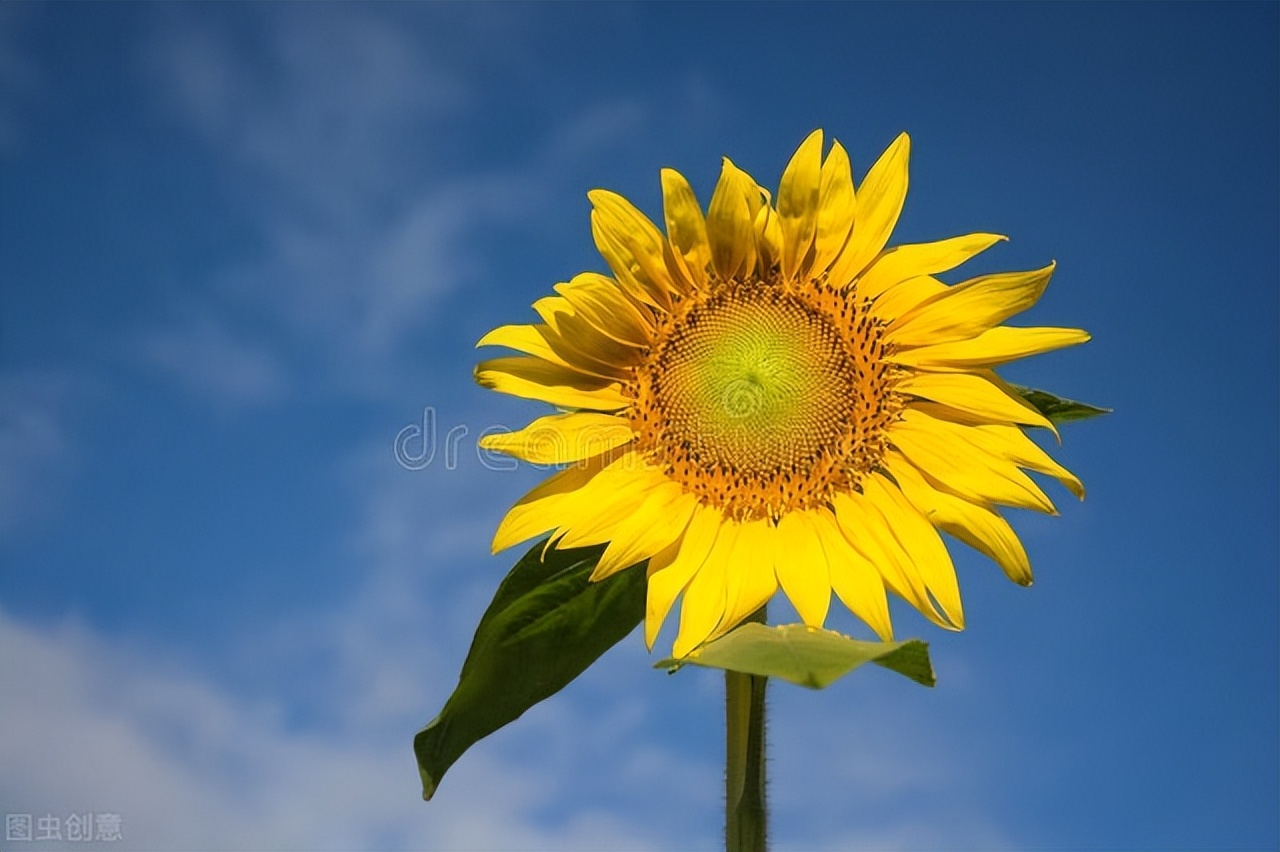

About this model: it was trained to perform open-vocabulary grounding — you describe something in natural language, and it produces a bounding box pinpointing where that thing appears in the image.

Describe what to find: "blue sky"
[1,3,1276,850]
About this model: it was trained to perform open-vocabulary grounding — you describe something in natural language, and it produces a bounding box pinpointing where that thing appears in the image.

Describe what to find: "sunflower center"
[634,283,898,520]
[659,289,851,471]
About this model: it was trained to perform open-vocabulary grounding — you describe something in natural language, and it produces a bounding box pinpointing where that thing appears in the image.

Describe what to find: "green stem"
[725,606,767,852]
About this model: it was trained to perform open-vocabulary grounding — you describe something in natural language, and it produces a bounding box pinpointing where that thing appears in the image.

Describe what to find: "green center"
[654,289,855,477]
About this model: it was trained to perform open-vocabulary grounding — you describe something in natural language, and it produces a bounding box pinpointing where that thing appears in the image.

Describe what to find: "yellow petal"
[644,503,722,649]
[590,213,648,306]
[831,488,948,628]
[552,463,669,550]
[811,140,857,277]
[476,323,569,367]
[777,129,823,282]
[909,405,1084,500]
[529,294,573,330]
[741,169,768,223]
[588,190,674,308]
[896,371,1056,434]
[532,297,640,379]
[660,168,712,292]
[887,326,1092,371]
[754,203,783,273]
[774,511,831,627]
[808,509,893,641]
[475,356,629,411]
[827,132,910,287]
[478,412,634,465]
[886,451,1033,586]
[862,472,964,630]
[888,408,1058,513]
[673,520,735,658]
[856,233,1006,301]
[706,158,758,281]
[888,263,1057,346]
[491,452,615,552]
[592,484,698,581]
[714,518,778,642]
[522,336,628,383]
[869,275,948,323]
[554,272,652,347]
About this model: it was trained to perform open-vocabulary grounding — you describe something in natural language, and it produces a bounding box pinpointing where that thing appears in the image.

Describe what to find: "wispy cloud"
[0,431,722,851]
[1,604,621,851]
[148,8,468,225]
[135,8,543,401]
[0,371,74,538]
[543,99,650,166]
[0,4,43,156]
[237,173,538,372]
[767,676,1017,851]
[139,316,286,406]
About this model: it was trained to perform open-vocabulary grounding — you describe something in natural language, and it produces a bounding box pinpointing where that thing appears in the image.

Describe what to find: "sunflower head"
[477,130,1089,658]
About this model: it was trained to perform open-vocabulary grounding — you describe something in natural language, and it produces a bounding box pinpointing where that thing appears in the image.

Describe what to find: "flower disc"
[635,284,890,521]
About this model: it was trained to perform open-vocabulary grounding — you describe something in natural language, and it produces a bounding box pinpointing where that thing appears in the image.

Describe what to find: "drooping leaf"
[1011,385,1111,424]
[415,539,645,800]
[656,622,935,689]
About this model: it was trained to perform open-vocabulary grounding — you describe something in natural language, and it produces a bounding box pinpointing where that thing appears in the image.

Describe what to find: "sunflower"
[476,130,1088,658]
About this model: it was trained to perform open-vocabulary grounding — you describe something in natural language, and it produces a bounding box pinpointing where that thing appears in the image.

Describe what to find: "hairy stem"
[725,606,768,852]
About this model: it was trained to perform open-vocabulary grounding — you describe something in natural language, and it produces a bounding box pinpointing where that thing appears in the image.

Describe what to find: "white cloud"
[0,371,74,538]
[134,8,543,400]
[148,8,467,225]
[0,427,722,849]
[0,4,42,156]
[544,100,650,166]
[236,172,538,374]
[0,571,709,851]
[139,316,286,406]
[767,680,1017,851]
[0,605,537,850]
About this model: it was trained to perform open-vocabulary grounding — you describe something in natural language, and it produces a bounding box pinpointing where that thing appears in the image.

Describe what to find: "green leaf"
[1011,384,1111,424]
[415,539,645,800]
[656,623,935,689]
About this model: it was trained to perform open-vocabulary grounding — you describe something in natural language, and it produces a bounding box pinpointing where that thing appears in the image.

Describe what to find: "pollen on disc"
[633,283,897,520]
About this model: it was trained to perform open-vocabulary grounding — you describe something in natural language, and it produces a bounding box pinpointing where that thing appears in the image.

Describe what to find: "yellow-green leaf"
[656,622,934,689]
